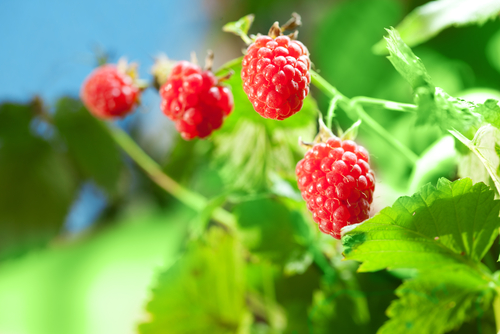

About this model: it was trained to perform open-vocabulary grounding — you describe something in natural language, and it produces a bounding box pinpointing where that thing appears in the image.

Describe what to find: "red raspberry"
[81,64,140,119]
[296,137,375,239]
[241,35,311,120]
[159,61,233,140]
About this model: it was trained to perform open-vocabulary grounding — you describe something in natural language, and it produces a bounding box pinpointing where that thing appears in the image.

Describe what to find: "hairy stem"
[310,70,418,164]
[105,122,236,229]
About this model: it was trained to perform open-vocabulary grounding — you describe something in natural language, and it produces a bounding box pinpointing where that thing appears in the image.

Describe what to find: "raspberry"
[159,61,233,140]
[241,34,311,120]
[296,137,375,239]
[81,64,140,119]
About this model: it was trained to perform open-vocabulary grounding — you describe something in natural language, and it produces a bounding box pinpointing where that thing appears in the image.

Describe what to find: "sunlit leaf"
[139,227,249,334]
[342,178,500,271]
[373,0,500,53]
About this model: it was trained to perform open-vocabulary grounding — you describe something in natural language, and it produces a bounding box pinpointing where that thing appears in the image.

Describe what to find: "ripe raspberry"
[296,137,375,239]
[159,61,233,140]
[241,34,311,120]
[81,64,140,119]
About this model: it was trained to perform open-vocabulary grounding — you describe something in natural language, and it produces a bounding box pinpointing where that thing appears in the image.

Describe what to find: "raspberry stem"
[102,121,237,230]
[310,69,419,164]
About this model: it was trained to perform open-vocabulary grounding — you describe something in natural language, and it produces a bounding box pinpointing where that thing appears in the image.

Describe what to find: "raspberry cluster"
[160,61,233,140]
[81,65,140,119]
[296,137,375,239]
[241,35,311,120]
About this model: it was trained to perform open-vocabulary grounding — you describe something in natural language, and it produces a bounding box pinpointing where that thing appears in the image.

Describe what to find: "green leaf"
[340,119,361,141]
[53,97,123,194]
[373,0,500,53]
[384,28,482,132]
[0,102,78,258]
[213,62,317,191]
[384,27,433,90]
[451,125,500,194]
[379,268,494,334]
[233,198,303,264]
[139,227,249,334]
[474,99,500,130]
[222,14,254,44]
[342,178,500,272]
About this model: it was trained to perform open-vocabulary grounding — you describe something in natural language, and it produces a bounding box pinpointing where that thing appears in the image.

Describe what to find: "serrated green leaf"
[342,178,500,272]
[139,227,249,334]
[451,125,500,194]
[0,102,78,258]
[474,99,500,130]
[384,27,433,90]
[374,0,500,54]
[53,97,123,194]
[379,268,494,334]
[213,62,317,191]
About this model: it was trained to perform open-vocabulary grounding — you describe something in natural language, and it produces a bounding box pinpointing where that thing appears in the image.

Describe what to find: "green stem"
[310,70,418,165]
[353,105,419,164]
[105,122,236,229]
[494,293,500,333]
[215,56,244,76]
[326,97,338,130]
[351,96,417,113]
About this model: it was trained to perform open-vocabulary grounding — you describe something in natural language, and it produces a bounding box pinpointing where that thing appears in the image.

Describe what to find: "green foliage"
[0,102,78,258]
[379,268,495,334]
[343,178,500,272]
[139,227,249,334]
[212,62,317,191]
[452,125,500,193]
[53,97,124,195]
[0,208,190,334]
[374,0,500,53]
[384,28,482,132]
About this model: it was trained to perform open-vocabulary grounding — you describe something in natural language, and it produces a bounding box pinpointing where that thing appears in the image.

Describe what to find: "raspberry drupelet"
[296,137,375,239]
[241,34,311,120]
[81,64,140,119]
[159,61,233,140]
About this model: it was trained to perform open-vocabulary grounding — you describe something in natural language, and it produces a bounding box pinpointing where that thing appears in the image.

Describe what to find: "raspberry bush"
[3,2,500,334]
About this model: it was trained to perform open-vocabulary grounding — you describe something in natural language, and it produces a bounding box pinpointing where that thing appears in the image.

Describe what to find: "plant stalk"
[310,70,418,164]
[494,292,500,333]
[105,122,236,230]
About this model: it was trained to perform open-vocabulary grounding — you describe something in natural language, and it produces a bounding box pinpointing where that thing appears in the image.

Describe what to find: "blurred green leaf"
[223,14,255,44]
[213,63,317,191]
[407,135,457,193]
[451,125,500,193]
[374,0,500,53]
[474,99,500,129]
[0,102,78,258]
[0,209,190,334]
[53,97,123,194]
[379,268,494,334]
[233,198,302,264]
[139,227,249,334]
[343,178,500,272]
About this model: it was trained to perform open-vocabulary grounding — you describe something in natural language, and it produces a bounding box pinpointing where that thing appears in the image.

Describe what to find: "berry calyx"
[241,14,311,120]
[81,62,141,119]
[159,59,233,140]
[296,136,375,239]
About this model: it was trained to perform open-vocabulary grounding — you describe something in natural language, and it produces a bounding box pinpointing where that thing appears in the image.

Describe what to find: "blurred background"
[1,0,500,333]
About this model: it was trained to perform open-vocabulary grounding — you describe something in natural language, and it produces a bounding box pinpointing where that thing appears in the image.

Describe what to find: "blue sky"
[0,0,212,232]
[0,0,210,102]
